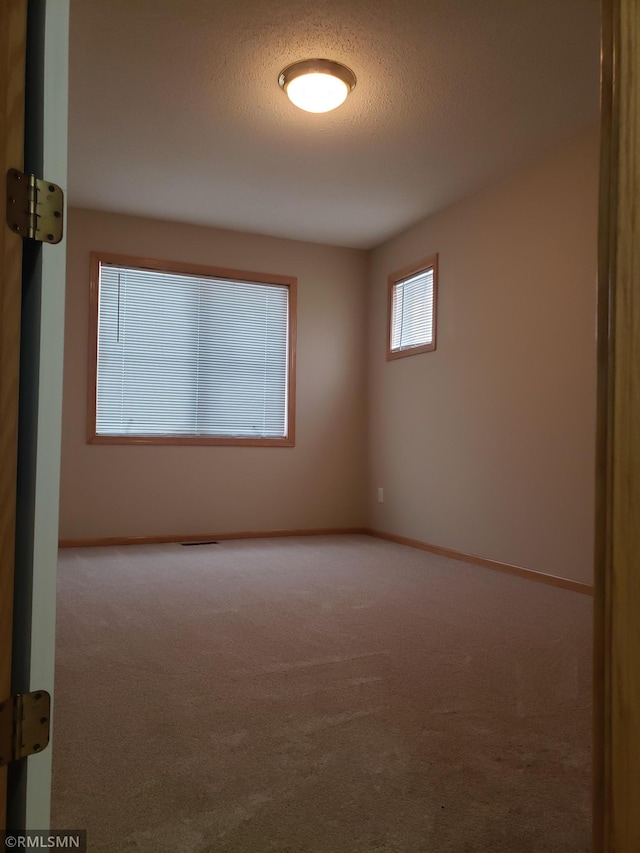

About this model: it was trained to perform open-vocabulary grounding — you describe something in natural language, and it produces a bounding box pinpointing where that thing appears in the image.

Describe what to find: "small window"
[88,253,296,446]
[387,254,438,360]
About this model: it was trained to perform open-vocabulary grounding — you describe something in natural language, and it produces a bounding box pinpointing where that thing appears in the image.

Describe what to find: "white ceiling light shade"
[278,59,356,113]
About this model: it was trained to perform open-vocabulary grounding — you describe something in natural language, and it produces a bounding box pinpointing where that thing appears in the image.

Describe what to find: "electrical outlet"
[377,487,384,503]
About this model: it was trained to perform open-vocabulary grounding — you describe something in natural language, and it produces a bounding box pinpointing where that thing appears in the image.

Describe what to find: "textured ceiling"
[68,0,600,249]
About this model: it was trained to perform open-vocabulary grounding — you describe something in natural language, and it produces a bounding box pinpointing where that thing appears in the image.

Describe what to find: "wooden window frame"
[87,251,297,447]
[386,254,438,361]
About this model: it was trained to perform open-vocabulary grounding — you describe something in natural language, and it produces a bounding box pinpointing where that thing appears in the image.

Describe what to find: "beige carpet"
[51,535,591,852]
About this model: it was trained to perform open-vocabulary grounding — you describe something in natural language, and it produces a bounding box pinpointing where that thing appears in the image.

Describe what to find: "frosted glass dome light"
[279,59,356,114]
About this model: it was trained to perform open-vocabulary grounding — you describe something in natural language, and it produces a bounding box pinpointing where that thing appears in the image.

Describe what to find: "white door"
[10,0,69,830]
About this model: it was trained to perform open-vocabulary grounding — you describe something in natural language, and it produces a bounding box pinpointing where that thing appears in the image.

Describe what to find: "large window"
[89,253,296,446]
[387,254,438,360]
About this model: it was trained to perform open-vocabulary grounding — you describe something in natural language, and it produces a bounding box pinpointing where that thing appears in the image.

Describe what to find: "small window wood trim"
[87,251,297,447]
[386,254,438,361]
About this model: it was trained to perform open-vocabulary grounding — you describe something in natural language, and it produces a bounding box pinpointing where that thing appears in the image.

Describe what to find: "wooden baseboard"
[365,529,593,596]
[58,526,593,595]
[58,527,369,549]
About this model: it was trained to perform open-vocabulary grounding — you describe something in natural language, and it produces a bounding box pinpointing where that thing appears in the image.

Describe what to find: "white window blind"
[390,267,434,351]
[95,263,290,439]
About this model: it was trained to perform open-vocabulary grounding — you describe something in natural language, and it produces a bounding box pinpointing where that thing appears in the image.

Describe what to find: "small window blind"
[95,263,290,439]
[390,267,434,352]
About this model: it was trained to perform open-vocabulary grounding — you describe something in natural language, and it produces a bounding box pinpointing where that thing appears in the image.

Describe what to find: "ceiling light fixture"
[278,59,356,114]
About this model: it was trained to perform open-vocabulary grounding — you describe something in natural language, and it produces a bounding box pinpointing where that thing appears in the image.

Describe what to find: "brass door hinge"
[5,168,63,244]
[0,691,51,766]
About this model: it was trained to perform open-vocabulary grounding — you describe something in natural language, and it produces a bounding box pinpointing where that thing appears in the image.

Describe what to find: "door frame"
[0,0,27,831]
[593,0,640,849]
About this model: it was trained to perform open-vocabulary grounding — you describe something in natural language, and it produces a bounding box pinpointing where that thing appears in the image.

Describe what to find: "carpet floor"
[51,535,591,852]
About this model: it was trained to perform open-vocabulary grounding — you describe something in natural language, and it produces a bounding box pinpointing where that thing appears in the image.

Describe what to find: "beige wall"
[367,125,599,583]
[59,209,368,539]
[61,127,599,583]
